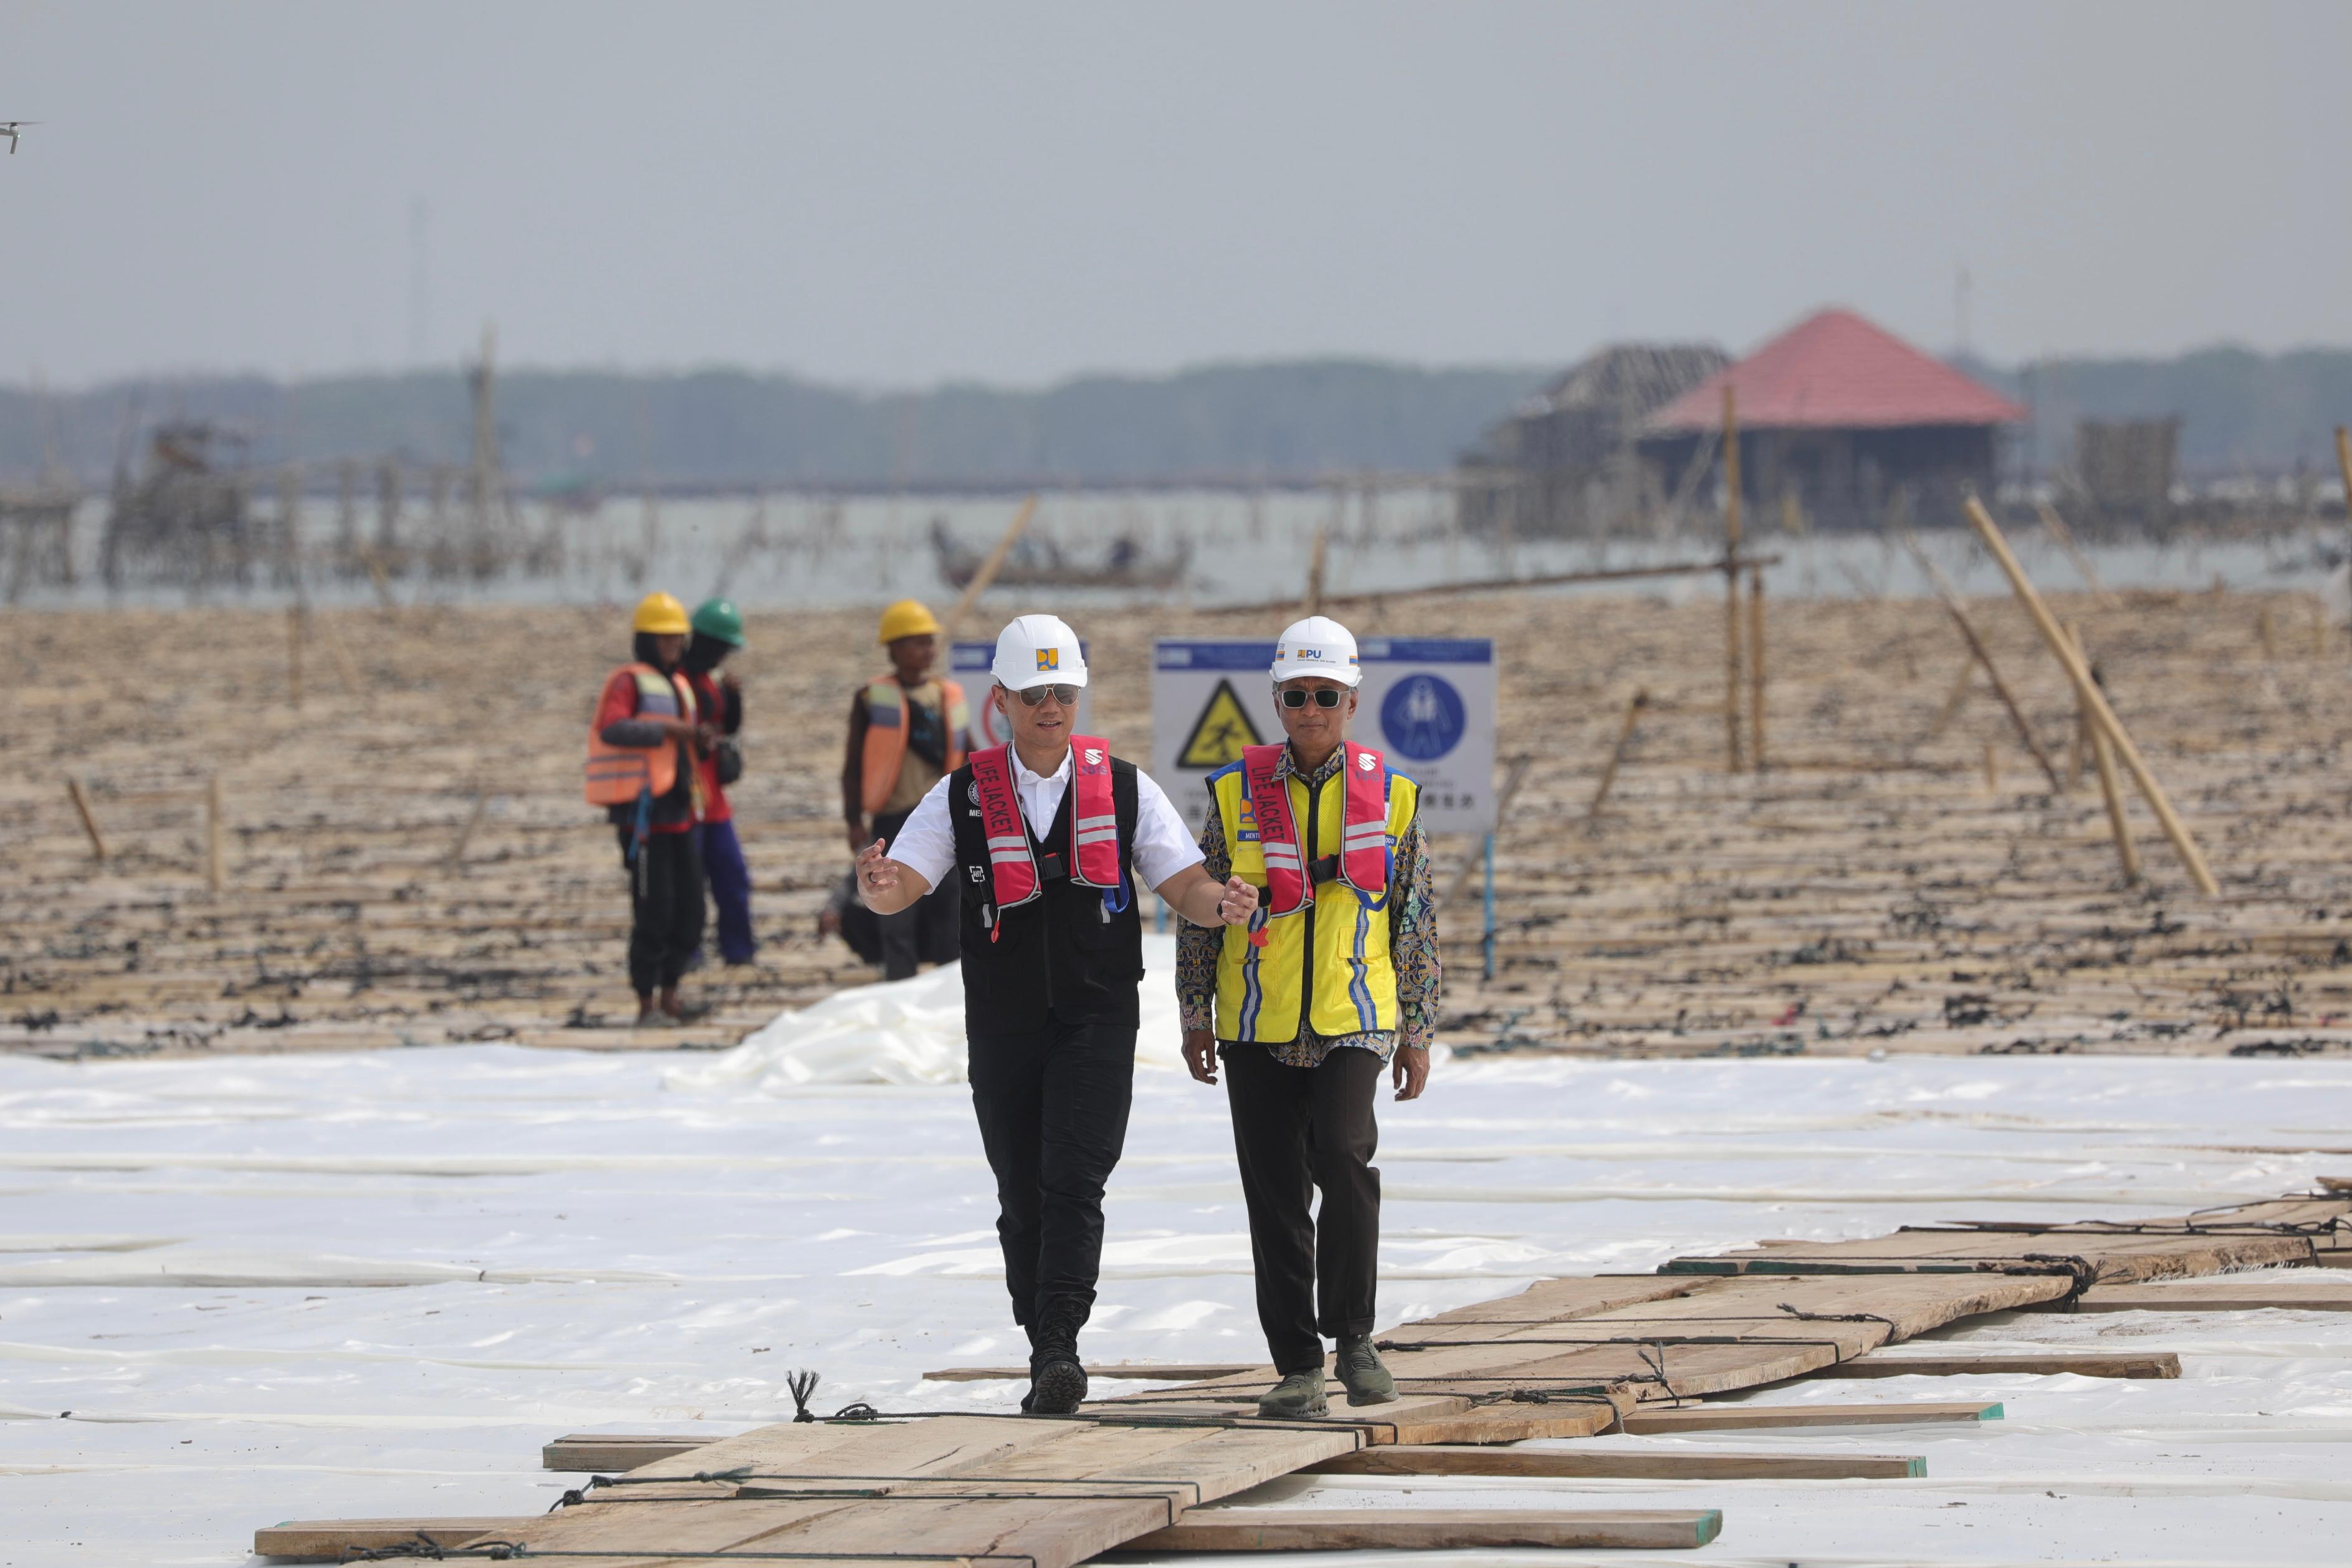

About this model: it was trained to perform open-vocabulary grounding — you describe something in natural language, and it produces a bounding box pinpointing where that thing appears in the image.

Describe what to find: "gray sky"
[2,1,2346,388]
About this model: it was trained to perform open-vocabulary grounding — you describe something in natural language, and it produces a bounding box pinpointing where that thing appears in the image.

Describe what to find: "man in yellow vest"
[841,599,970,980]
[1177,615,1440,1418]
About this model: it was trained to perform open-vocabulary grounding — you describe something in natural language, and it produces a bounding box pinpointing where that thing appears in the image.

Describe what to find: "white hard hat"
[991,613,1089,691]
[1271,616,1362,687]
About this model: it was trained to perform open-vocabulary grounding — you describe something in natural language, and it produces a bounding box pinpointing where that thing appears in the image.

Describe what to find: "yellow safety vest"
[1209,756,1418,1043]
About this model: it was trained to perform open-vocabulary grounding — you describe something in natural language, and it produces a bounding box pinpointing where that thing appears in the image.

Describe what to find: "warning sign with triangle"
[1178,678,1264,768]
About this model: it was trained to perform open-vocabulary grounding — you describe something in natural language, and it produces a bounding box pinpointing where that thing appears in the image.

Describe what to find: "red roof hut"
[1640,308,2026,530]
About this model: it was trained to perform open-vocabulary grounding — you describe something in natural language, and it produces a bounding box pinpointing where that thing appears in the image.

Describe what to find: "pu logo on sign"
[1036,648,1059,672]
[1084,748,1102,766]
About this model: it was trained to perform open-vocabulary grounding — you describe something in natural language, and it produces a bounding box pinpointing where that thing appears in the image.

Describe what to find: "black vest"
[949,755,1145,1033]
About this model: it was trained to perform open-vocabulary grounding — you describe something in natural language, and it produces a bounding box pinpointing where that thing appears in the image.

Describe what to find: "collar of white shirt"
[1008,743,1073,836]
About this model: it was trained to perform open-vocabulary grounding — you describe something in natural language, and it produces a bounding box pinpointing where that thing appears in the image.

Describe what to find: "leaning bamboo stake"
[1924,658,1975,743]
[1441,755,1536,909]
[1982,741,1999,793]
[2070,623,2139,884]
[205,773,226,893]
[287,606,305,709]
[1721,384,1744,773]
[942,494,1038,639]
[1965,496,2219,895]
[1585,690,1648,829]
[1900,532,2065,793]
[66,777,107,861]
[1747,565,1767,773]
[2034,500,2111,605]
[445,792,489,872]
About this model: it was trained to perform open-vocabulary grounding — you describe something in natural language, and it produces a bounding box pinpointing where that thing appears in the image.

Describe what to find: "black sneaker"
[1256,1368,1329,1419]
[1334,1336,1397,1406]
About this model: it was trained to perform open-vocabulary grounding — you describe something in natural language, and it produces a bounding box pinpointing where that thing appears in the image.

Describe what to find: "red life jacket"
[967,737,1124,941]
[1243,741,1392,921]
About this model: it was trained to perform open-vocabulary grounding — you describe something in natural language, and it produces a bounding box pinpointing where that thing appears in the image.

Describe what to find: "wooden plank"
[2075,1281,2352,1312]
[543,1433,715,1471]
[254,1519,523,1558]
[1304,1445,1926,1481]
[1620,1400,2001,1434]
[1663,1230,2317,1284]
[923,1362,1255,1383]
[1125,1507,1723,1552]
[1814,1350,2179,1379]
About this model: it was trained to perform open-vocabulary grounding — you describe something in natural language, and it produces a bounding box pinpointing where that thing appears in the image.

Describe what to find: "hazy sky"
[2,1,2346,388]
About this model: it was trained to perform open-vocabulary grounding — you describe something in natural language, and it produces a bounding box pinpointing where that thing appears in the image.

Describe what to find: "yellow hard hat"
[877,598,944,645]
[631,591,691,636]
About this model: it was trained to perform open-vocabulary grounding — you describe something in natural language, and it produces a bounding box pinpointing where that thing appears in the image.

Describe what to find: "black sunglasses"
[1278,687,1346,709]
[1016,684,1083,708]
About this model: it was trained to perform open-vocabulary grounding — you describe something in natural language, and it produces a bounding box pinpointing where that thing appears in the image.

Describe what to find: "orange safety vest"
[858,676,968,816]
[584,663,699,807]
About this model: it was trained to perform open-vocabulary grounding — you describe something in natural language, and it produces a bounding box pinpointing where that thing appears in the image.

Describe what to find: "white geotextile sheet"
[2,1042,2352,1566]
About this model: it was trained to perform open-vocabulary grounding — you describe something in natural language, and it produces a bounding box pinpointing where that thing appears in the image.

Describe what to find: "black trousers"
[1221,1041,1384,1374]
[619,826,706,998]
[967,1016,1136,1338]
[874,806,958,982]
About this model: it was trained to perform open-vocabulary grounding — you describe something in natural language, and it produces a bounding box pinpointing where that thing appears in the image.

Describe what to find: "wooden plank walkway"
[259,1183,2352,1565]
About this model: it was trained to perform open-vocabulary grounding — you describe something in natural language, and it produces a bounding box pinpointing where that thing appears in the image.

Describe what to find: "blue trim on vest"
[1349,902,1375,1031]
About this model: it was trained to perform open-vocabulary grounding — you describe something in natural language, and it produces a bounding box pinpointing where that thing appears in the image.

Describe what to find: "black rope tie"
[788,1369,820,1423]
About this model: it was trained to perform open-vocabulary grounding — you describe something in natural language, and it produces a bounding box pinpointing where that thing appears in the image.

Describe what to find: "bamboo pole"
[1722,385,1744,773]
[2258,604,2278,661]
[942,494,1038,639]
[2336,425,2351,527]
[2034,500,2111,605]
[2070,622,2139,884]
[1900,533,2065,793]
[1982,741,1999,793]
[1924,658,1975,743]
[1302,525,1329,617]
[205,773,226,893]
[66,777,107,861]
[1747,564,1767,773]
[446,792,489,872]
[1584,690,1648,829]
[287,606,305,709]
[1964,496,2219,894]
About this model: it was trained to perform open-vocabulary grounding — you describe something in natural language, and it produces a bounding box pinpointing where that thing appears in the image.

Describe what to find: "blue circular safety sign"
[1380,674,1465,761]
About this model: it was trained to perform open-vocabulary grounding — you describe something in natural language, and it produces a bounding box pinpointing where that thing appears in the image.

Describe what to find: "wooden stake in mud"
[205,773,226,893]
[1747,564,1767,773]
[944,493,1038,638]
[1901,533,2065,793]
[66,777,107,861]
[1982,740,1999,793]
[1924,658,1975,743]
[1965,496,2219,894]
[2034,500,2111,605]
[2259,604,2278,661]
[287,605,305,709]
[1722,385,1744,772]
[446,792,489,873]
[1302,525,1330,617]
[1585,690,1648,828]
[2070,622,2139,884]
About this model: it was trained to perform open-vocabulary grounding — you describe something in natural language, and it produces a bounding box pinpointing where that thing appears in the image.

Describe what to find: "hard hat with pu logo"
[1271,616,1362,687]
[990,613,1088,691]
[631,592,692,636]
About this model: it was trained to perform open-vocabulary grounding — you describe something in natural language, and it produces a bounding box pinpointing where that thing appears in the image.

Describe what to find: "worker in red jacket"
[584,592,714,1026]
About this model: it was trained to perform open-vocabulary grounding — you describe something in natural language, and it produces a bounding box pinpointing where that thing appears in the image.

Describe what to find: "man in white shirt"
[859,613,1257,1415]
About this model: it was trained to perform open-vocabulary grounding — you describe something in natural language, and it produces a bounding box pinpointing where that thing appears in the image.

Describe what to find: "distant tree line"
[1,347,2345,491]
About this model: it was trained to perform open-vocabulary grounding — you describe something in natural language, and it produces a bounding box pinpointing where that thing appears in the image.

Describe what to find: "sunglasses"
[1278,687,1346,709]
[1016,684,1083,708]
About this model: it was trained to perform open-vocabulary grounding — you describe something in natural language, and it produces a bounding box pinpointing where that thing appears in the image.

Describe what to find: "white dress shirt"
[885,743,1203,894]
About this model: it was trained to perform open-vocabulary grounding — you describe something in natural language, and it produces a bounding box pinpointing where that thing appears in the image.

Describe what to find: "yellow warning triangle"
[1178,678,1264,768]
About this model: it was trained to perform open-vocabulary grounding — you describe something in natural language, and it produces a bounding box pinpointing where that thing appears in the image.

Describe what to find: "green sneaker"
[1334,1336,1397,1406]
[1256,1368,1329,1419]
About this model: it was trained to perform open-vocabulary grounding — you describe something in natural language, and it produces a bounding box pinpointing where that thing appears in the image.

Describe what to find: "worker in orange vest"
[585,592,714,1026]
[841,600,968,980]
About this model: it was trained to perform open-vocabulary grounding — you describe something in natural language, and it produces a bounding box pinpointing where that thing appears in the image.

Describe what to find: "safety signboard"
[951,641,1093,753]
[1152,638,1496,836]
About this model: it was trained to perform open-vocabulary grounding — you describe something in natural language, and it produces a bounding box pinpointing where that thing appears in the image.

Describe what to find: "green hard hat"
[691,598,747,649]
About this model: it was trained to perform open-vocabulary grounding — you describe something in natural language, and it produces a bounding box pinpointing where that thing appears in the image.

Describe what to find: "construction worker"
[585,591,714,1027]
[683,598,756,965]
[1176,614,1439,1418]
[841,599,967,980]
[856,614,1260,1415]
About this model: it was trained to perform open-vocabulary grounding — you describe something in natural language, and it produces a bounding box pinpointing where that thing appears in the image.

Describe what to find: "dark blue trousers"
[700,818,758,964]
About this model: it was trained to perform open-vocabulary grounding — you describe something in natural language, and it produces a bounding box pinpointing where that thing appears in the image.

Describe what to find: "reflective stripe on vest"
[858,677,969,816]
[1208,755,1417,1044]
[583,664,693,807]
[1242,741,1393,919]
[967,737,1122,942]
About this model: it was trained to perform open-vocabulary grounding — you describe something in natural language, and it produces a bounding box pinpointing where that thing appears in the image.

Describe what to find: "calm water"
[12,487,2343,611]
